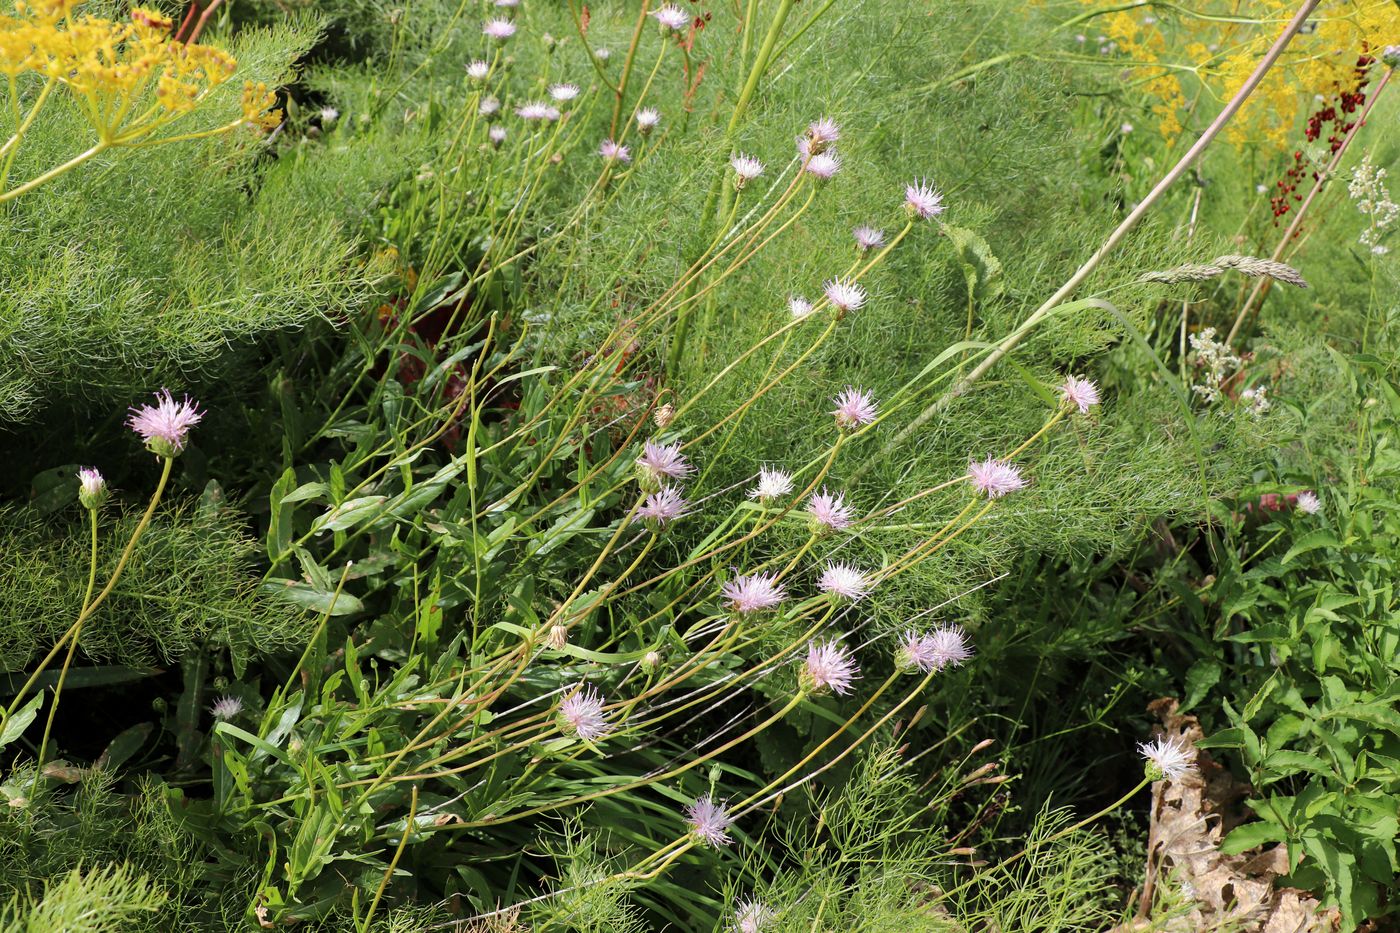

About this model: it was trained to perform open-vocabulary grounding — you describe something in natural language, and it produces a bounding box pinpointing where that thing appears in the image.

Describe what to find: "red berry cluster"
[1269,51,1375,225]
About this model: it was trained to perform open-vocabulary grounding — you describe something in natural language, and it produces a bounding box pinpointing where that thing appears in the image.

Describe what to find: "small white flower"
[1295,490,1322,515]
[749,467,794,502]
[549,83,581,102]
[466,60,490,81]
[1139,735,1193,781]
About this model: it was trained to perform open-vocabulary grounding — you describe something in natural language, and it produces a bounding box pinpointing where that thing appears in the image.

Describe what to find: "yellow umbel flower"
[0,0,284,202]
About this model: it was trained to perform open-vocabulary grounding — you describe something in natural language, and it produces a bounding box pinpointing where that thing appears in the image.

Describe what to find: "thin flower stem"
[2,456,173,728]
[29,508,100,792]
[0,141,107,202]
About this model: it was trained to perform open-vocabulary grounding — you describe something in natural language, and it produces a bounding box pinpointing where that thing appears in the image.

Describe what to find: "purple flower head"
[904,179,945,220]
[686,794,735,847]
[209,695,243,721]
[479,95,501,116]
[1139,734,1193,782]
[721,572,787,614]
[636,107,661,132]
[76,467,107,509]
[817,562,871,602]
[599,138,632,163]
[635,440,693,490]
[482,17,517,39]
[489,125,507,146]
[804,151,841,180]
[896,624,972,672]
[1060,375,1101,414]
[127,389,203,457]
[806,489,853,534]
[803,638,859,695]
[466,60,490,81]
[638,486,689,526]
[1295,490,1322,515]
[558,685,612,741]
[823,278,866,313]
[748,466,794,502]
[788,295,814,319]
[831,386,877,430]
[853,225,885,251]
[730,153,765,189]
[805,117,840,154]
[968,457,1025,498]
[733,898,774,933]
[652,4,691,31]
[515,101,560,121]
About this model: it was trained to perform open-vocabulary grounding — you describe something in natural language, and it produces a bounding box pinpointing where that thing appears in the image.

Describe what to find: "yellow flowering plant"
[1086,0,1399,149]
[0,0,280,201]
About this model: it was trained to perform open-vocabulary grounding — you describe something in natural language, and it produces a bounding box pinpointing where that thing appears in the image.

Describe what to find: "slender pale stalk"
[1225,64,1393,345]
[877,0,1322,470]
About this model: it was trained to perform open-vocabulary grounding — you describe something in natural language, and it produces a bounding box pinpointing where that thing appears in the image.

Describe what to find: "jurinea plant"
[0,2,280,201]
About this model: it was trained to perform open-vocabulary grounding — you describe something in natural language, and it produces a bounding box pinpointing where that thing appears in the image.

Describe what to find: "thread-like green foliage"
[0,501,302,673]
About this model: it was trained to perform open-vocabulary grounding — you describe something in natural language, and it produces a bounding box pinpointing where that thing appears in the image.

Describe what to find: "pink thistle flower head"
[638,485,689,527]
[1139,734,1193,782]
[558,685,612,742]
[549,82,581,102]
[788,295,814,319]
[482,17,516,39]
[733,898,774,933]
[1060,375,1101,415]
[635,440,693,490]
[805,116,840,154]
[853,225,885,251]
[686,794,735,847]
[127,389,203,457]
[599,138,631,163]
[489,125,507,146]
[817,562,872,602]
[806,489,853,534]
[636,107,661,133]
[721,572,787,614]
[831,386,878,430]
[804,151,841,180]
[495,0,520,6]
[76,467,107,510]
[904,179,945,220]
[968,457,1025,498]
[896,624,972,672]
[730,153,765,189]
[823,278,866,313]
[466,60,490,81]
[803,638,859,695]
[1295,490,1322,515]
[652,3,691,31]
[479,95,501,116]
[748,466,794,502]
[209,695,243,721]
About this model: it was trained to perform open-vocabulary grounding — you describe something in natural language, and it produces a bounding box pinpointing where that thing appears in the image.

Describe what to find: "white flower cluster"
[1348,154,1398,255]
[1188,327,1241,404]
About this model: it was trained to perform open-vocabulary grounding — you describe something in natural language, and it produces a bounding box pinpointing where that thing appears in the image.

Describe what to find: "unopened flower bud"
[641,650,662,670]
[1383,45,1400,69]
[77,468,107,510]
